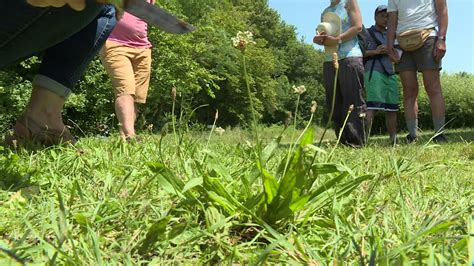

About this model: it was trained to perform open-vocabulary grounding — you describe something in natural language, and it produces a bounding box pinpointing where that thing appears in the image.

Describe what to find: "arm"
[386,11,399,63]
[434,0,448,62]
[322,0,362,46]
[340,0,362,42]
[313,13,327,45]
[364,46,387,58]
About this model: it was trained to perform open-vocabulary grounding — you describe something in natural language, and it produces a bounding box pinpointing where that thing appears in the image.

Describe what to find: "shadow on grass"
[0,168,34,192]
[367,128,474,146]
[444,128,474,142]
[0,148,36,192]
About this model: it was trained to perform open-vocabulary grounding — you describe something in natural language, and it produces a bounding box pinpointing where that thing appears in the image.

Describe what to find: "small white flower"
[293,85,306,95]
[232,31,256,50]
[214,127,225,136]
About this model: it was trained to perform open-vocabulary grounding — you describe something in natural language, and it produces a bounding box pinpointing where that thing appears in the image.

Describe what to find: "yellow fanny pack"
[397,28,434,52]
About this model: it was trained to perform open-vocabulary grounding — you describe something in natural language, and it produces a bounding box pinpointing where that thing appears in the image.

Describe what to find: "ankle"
[25,109,64,129]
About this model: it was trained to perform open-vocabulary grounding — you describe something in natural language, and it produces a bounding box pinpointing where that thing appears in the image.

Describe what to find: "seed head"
[349,104,354,112]
[311,101,318,114]
[215,109,219,120]
[160,123,168,137]
[332,52,339,69]
[293,85,306,95]
[171,87,177,101]
[214,127,225,136]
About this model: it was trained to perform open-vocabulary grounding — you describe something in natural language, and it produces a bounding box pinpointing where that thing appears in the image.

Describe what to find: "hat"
[316,12,342,55]
[374,5,387,15]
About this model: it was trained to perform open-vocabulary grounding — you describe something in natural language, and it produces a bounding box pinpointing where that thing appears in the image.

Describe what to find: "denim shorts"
[0,0,116,97]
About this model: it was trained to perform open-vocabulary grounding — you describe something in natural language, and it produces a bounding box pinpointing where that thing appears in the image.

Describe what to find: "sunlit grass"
[0,127,472,264]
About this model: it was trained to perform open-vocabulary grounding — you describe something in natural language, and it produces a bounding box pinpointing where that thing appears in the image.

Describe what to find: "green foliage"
[0,1,472,134]
[0,0,328,134]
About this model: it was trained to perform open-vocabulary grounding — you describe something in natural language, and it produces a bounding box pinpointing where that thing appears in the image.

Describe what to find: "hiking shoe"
[433,134,448,144]
[406,134,417,144]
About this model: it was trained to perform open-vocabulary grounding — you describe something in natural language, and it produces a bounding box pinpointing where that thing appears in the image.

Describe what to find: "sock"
[389,133,397,143]
[433,117,446,133]
[406,119,418,138]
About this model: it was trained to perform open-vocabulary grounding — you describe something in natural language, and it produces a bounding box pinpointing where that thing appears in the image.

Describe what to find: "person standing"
[100,0,154,140]
[386,0,448,143]
[363,5,399,144]
[313,0,367,147]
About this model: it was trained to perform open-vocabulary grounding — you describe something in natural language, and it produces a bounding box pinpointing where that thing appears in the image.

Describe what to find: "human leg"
[5,4,116,146]
[399,70,419,139]
[422,71,446,134]
[365,109,375,133]
[385,111,397,142]
[131,48,152,104]
[337,57,367,146]
[115,95,136,138]
[100,42,139,138]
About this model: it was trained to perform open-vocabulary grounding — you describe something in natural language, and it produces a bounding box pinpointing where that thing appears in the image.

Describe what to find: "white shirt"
[387,0,439,34]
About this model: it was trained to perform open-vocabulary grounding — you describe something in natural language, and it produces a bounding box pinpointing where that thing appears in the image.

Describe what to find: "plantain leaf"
[138,216,171,255]
[257,160,278,204]
[261,136,282,163]
[289,194,311,212]
[182,178,203,193]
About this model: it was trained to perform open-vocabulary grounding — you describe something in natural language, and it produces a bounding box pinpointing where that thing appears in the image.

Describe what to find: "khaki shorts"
[100,40,152,103]
[395,37,441,73]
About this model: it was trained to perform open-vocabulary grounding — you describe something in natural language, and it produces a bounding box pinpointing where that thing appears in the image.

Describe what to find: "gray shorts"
[395,37,442,72]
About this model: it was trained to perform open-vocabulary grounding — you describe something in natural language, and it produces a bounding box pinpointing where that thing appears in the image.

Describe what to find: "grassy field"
[0,126,473,265]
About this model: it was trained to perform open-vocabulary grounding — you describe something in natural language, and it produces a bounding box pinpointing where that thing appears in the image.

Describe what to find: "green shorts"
[364,71,400,112]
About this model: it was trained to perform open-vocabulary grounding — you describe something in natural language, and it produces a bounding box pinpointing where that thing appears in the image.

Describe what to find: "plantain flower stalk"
[311,101,317,114]
[233,31,258,143]
[332,52,339,69]
[171,86,177,102]
[171,86,178,145]
[328,104,355,159]
[318,52,340,146]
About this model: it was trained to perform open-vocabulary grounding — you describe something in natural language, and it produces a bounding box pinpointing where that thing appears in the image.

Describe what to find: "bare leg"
[25,86,66,130]
[115,95,136,138]
[422,70,446,132]
[399,71,419,138]
[6,85,76,146]
[385,111,397,142]
[366,109,375,134]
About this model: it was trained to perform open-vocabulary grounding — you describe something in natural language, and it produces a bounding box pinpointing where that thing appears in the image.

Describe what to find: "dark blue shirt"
[364,25,395,75]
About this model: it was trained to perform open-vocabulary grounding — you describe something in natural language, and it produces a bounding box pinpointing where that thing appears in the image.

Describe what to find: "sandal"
[3,115,77,148]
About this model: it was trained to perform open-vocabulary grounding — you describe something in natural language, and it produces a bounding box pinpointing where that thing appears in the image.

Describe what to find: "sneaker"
[433,134,448,144]
[406,134,417,144]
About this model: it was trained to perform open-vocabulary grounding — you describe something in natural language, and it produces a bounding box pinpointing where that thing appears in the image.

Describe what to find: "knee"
[403,88,418,100]
[424,82,443,98]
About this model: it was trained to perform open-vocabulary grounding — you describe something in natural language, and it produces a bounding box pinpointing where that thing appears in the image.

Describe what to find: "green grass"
[0,127,473,265]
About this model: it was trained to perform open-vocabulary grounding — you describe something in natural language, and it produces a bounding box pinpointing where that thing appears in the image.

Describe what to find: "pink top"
[108,1,152,48]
